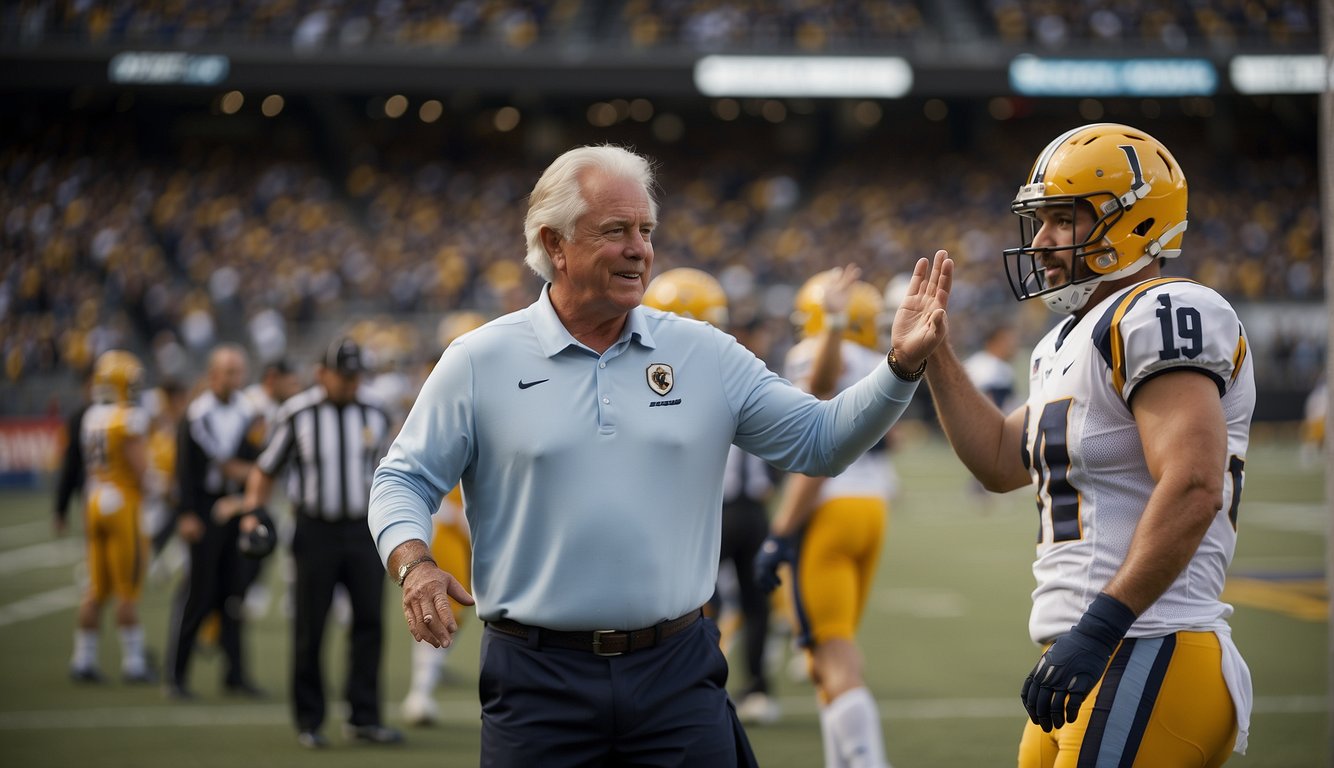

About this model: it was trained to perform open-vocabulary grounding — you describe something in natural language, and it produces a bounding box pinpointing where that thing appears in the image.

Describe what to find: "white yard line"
[0,538,82,576]
[0,585,80,627]
[0,695,1322,730]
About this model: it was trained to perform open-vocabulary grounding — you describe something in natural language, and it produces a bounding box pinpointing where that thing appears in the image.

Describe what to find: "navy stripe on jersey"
[1092,279,1191,379]
[1076,635,1176,768]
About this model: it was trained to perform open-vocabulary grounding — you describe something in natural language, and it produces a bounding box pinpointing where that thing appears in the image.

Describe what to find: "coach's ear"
[541,226,566,273]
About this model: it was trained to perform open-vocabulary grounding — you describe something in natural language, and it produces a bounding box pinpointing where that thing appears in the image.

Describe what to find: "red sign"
[0,417,64,473]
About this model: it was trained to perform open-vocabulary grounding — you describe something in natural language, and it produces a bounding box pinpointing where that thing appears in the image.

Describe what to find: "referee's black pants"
[165,508,248,691]
[291,514,386,732]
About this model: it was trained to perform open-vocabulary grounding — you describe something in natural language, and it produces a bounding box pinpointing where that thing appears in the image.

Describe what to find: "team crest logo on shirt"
[646,363,674,396]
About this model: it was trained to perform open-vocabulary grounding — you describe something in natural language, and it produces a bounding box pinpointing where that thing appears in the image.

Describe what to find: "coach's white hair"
[523,145,658,282]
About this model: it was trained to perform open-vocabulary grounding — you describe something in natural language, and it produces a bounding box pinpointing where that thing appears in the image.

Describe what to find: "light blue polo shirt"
[370,284,918,631]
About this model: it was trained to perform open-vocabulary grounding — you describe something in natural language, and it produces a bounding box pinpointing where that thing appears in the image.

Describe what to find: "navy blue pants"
[479,616,759,767]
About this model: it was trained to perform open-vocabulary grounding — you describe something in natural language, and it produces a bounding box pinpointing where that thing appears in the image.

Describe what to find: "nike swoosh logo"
[1062,361,1075,375]
[517,379,549,390]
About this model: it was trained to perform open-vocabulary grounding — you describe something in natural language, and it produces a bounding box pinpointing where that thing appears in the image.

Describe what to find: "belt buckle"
[591,629,623,657]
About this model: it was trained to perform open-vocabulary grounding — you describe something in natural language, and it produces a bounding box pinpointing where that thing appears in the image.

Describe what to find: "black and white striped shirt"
[178,391,262,516]
[257,386,392,521]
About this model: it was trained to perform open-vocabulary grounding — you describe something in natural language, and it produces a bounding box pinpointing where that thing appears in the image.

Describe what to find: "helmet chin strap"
[1040,253,1156,315]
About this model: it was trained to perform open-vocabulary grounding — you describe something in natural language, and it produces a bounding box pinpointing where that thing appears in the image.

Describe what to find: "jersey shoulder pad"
[1093,278,1246,400]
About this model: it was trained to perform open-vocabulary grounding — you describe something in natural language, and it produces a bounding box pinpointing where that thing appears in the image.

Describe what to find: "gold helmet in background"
[642,268,729,328]
[792,269,883,350]
[92,350,145,404]
[437,310,488,349]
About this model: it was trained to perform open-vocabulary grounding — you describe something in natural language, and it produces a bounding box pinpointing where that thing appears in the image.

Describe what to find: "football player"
[925,123,1254,766]
[68,350,156,684]
[756,265,899,768]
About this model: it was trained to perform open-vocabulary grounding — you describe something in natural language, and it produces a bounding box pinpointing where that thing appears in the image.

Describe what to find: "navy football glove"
[1021,592,1136,731]
[238,506,276,560]
[753,535,796,593]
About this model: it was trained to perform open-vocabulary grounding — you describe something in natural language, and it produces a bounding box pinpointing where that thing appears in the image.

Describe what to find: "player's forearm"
[926,342,1027,491]
[243,465,274,511]
[806,330,843,400]
[770,473,826,537]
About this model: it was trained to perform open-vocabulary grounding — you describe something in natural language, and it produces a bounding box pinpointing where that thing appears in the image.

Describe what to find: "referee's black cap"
[323,338,366,375]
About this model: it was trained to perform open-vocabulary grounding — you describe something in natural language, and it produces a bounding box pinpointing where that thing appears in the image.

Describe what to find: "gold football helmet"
[92,350,145,404]
[437,311,488,349]
[642,268,729,328]
[792,269,883,350]
[1004,123,1188,314]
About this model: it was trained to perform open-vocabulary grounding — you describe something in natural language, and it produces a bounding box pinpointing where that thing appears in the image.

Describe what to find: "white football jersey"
[785,338,898,501]
[1023,278,1255,643]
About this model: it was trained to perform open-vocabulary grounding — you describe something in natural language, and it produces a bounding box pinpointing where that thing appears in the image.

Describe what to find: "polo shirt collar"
[529,283,657,358]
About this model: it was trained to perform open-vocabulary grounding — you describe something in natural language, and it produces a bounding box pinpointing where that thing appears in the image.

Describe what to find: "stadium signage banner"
[108,52,230,86]
[1229,55,1331,94]
[1009,55,1216,97]
[694,55,912,98]
[0,417,62,488]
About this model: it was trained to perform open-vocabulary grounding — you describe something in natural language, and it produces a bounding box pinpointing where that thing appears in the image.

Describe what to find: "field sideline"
[0,430,1326,767]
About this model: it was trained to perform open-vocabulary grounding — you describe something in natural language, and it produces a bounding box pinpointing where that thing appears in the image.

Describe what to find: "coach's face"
[544,170,655,322]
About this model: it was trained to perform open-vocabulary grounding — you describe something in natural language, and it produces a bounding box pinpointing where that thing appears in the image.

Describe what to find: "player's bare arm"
[1103,370,1227,614]
[389,539,474,649]
[806,264,861,399]
[926,342,1030,492]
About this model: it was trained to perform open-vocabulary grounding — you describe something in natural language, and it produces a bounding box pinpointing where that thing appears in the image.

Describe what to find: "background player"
[756,265,900,768]
[401,310,488,727]
[67,350,156,684]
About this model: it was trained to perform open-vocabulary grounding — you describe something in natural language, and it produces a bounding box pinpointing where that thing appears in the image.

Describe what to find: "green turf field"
[1,430,1326,767]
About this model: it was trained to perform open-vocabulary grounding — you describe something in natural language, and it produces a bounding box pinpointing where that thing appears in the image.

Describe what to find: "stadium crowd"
[4,0,1315,51]
[0,104,1322,408]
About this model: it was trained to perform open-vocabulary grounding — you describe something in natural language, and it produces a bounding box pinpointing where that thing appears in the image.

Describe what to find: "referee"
[241,338,403,749]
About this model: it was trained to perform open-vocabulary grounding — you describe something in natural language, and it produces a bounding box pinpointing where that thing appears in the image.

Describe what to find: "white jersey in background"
[785,338,899,503]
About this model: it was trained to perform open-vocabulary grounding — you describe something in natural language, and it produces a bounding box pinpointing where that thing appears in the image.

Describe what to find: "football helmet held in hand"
[238,507,277,559]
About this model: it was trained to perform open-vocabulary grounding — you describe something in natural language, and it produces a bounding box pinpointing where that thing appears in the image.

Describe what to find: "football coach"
[368,145,953,766]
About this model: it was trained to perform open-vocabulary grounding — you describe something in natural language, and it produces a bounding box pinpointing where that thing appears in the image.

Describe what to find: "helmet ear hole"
[1133,218,1155,237]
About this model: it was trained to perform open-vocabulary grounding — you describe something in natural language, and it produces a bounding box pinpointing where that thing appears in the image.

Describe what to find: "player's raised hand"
[889,250,953,371]
[820,264,863,318]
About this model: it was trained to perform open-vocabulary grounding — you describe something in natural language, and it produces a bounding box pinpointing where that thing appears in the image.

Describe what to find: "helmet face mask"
[1002,123,1188,315]
[1004,194,1120,311]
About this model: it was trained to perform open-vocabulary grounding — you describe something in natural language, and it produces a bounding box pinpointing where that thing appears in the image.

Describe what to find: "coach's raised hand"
[888,249,953,374]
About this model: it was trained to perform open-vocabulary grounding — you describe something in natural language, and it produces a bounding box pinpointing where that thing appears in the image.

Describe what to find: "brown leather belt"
[487,608,703,656]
